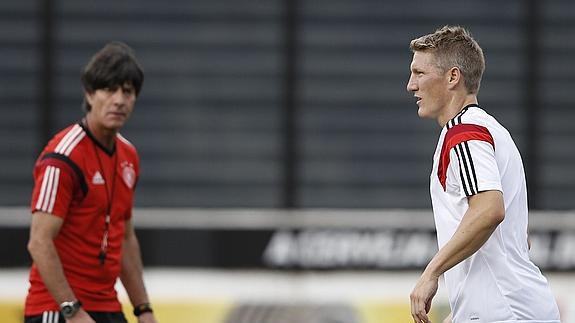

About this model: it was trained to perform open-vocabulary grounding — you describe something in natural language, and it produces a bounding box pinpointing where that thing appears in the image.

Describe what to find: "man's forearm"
[120,234,150,307]
[423,191,504,279]
[28,238,77,304]
[424,210,498,277]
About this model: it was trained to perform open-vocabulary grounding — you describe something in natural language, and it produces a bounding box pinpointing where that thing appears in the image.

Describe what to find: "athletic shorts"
[24,311,127,323]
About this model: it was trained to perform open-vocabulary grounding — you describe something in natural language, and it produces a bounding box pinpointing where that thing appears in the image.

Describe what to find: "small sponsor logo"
[92,171,105,185]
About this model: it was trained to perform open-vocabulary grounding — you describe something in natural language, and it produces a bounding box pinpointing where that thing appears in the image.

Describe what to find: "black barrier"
[3,226,575,271]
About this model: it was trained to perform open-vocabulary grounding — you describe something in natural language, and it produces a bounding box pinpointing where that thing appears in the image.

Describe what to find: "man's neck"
[438,94,478,127]
[84,115,116,151]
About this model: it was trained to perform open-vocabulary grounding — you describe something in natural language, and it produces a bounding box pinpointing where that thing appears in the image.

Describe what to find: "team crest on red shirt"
[121,161,136,188]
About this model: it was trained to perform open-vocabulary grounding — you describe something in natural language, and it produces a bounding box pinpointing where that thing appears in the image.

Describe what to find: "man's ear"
[447,67,462,90]
[85,92,94,106]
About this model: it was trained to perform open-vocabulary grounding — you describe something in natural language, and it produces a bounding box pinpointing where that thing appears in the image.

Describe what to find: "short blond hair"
[410,26,485,94]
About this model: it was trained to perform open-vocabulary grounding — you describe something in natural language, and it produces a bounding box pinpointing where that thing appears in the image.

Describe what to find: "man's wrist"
[59,300,82,319]
[133,302,153,316]
[422,264,442,280]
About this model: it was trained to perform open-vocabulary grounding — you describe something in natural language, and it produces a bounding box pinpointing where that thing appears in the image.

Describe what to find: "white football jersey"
[430,104,560,323]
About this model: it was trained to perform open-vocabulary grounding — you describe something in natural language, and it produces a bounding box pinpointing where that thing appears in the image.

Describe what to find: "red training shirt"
[26,122,139,315]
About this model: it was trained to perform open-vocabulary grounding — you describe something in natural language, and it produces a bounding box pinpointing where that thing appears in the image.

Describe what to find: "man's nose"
[111,88,126,104]
[406,75,417,92]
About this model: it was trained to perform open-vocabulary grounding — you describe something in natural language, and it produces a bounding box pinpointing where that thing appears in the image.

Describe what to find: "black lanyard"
[93,144,118,265]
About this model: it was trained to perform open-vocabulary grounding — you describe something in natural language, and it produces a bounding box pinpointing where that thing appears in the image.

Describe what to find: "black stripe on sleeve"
[464,141,479,192]
[454,146,471,196]
[456,143,476,196]
[41,152,88,196]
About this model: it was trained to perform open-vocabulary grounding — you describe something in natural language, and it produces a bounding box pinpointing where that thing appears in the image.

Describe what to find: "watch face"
[60,301,80,318]
[62,305,73,315]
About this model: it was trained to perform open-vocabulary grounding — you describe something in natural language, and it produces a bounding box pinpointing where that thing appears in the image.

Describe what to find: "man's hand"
[138,312,158,323]
[410,273,438,323]
[66,309,95,323]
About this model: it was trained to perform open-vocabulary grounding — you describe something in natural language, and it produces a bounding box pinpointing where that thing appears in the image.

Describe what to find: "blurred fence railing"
[2,207,574,271]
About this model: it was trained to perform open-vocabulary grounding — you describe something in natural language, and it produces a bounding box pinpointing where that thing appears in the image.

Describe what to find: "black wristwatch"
[133,302,153,316]
[59,300,82,318]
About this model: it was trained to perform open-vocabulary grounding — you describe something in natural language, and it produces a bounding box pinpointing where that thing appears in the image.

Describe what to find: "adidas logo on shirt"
[92,171,105,185]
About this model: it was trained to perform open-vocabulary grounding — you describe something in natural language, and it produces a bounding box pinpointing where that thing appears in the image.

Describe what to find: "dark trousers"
[25,311,127,323]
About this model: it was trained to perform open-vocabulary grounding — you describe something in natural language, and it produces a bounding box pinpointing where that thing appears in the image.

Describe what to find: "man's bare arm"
[120,219,158,323]
[28,212,94,322]
[411,190,505,322]
[424,190,504,277]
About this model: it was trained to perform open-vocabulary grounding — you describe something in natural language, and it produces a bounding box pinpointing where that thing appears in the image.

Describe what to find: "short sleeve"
[450,139,502,197]
[30,156,82,218]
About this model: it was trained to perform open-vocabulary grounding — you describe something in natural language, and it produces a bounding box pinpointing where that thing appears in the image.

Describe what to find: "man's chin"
[104,120,126,131]
[417,107,429,119]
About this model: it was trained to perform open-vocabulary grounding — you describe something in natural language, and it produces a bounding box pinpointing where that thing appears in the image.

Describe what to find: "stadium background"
[1,0,574,322]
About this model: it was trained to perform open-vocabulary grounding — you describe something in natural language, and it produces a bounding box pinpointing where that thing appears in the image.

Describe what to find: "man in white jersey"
[406,26,560,323]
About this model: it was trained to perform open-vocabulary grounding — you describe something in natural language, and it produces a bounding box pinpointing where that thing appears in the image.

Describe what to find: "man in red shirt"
[26,42,158,323]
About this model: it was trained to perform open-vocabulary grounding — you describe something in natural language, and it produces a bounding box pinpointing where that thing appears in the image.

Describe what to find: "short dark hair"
[81,41,144,111]
[410,26,485,94]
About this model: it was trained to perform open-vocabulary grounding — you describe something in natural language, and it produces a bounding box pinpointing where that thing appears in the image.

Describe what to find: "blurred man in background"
[25,42,158,323]
[406,26,560,323]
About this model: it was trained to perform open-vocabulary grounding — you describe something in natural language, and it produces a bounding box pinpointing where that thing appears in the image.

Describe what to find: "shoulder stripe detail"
[54,125,81,153]
[437,123,494,191]
[42,153,88,195]
[48,167,60,213]
[446,106,471,129]
[117,133,134,147]
[454,146,471,196]
[35,167,51,211]
[457,143,477,195]
[36,166,60,214]
[464,141,479,193]
[55,124,85,156]
[63,130,85,156]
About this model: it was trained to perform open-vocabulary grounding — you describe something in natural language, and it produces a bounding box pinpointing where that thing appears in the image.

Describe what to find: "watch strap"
[133,302,153,316]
